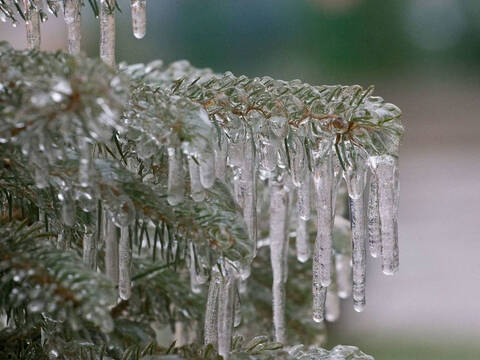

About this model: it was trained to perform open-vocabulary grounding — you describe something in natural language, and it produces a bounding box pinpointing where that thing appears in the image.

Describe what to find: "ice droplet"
[64,0,81,55]
[269,179,289,343]
[100,0,115,66]
[118,226,132,300]
[131,0,146,39]
[167,147,185,206]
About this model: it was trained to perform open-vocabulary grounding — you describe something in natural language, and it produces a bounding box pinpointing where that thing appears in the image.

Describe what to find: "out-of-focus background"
[2,0,480,358]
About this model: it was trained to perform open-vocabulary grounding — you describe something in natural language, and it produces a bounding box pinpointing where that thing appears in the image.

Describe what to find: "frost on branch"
[0,43,402,358]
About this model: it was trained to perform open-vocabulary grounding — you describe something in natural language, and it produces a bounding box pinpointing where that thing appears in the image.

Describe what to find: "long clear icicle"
[188,157,205,202]
[367,170,381,258]
[269,180,289,343]
[373,155,400,275]
[130,0,146,39]
[25,0,41,49]
[217,273,235,359]
[104,215,119,284]
[204,273,219,346]
[83,228,96,269]
[167,147,185,206]
[349,191,367,312]
[100,0,115,66]
[64,0,81,55]
[241,137,256,255]
[296,172,311,262]
[118,226,131,300]
[312,148,334,322]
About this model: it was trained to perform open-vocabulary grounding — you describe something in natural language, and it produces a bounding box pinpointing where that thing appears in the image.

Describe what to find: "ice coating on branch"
[289,344,374,360]
[118,226,131,300]
[64,0,81,54]
[100,0,115,66]
[131,0,146,39]
[371,155,400,275]
[188,157,205,202]
[217,273,235,359]
[167,147,185,205]
[269,179,289,343]
[25,0,41,49]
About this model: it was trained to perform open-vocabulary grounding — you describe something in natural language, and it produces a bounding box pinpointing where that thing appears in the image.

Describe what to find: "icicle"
[234,289,242,327]
[204,273,219,346]
[313,150,334,288]
[335,253,351,299]
[104,215,119,284]
[241,136,257,256]
[367,168,381,258]
[325,285,340,322]
[269,179,289,343]
[296,217,310,263]
[100,0,115,66]
[130,0,146,39]
[60,191,75,227]
[199,150,215,189]
[372,155,400,275]
[312,286,327,323]
[296,171,311,262]
[118,226,131,300]
[82,227,96,269]
[189,242,202,294]
[188,157,205,202]
[64,0,81,55]
[217,273,235,359]
[214,137,227,181]
[350,193,367,312]
[167,147,185,206]
[25,0,41,49]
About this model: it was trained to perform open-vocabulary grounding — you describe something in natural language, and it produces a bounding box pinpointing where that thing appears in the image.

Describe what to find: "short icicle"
[64,0,81,55]
[100,0,115,66]
[199,149,215,189]
[130,0,146,39]
[82,228,96,269]
[269,179,289,343]
[373,155,400,275]
[167,147,185,206]
[296,172,311,262]
[25,0,41,49]
[118,226,131,300]
[188,156,205,202]
[104,214,119,284]
[217,272,235,359]
[204,272,219,346]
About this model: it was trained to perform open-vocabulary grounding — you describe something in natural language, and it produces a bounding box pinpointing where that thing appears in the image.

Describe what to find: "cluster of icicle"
[2,1,403,356]
[123,59,403,348]
[0,0,146,59]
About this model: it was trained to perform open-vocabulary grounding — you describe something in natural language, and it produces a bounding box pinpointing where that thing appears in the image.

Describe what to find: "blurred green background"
[2,0,480,358]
